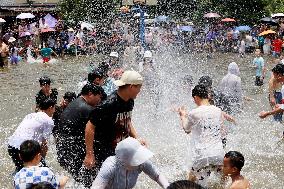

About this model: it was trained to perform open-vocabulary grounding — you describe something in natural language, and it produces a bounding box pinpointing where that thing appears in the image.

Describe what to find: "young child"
[252,49,265,86]
[223,151,250,189]
[239,37,245,58]
[14,140,68,189]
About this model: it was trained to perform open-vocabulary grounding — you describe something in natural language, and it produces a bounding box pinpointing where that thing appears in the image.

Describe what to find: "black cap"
[272,64,284,75]
[198,76,212,88]
[39,76,51,85]
[63,92,77,102]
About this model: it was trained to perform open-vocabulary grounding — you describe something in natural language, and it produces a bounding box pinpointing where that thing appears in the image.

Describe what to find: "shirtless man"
[223,151,250,189]
[0,37,9,68]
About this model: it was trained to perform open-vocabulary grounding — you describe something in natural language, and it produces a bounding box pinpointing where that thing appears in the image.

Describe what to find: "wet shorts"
[255,76,264,86]
[191,165,222,188]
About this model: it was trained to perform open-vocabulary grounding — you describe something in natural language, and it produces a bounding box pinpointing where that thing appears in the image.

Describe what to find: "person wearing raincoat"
[91,137,169,189]
[216,62,243,115]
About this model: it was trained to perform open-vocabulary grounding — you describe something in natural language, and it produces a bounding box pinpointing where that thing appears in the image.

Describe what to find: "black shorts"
[255,76,264,86]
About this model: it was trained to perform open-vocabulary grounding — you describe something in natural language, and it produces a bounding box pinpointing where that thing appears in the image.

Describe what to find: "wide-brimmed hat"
[144,50,152,58]
[115,137,154,166]
[8,37,16,43]
[67,28,75,32]
[114,70,143,87]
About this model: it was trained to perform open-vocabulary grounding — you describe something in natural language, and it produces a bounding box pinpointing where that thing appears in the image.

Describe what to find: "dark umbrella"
[260,17,279,26]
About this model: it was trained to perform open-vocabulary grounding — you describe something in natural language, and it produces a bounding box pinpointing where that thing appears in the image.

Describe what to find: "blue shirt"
[253,57,264,77]
[14,166,60,189]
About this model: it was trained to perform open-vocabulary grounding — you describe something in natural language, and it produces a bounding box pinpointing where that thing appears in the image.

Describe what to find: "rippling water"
[0,49,283,189]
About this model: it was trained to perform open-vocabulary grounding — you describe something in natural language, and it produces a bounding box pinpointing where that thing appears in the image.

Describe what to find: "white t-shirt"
[8,112,54,149]
[92,156,167,189]
[185,105,224,170]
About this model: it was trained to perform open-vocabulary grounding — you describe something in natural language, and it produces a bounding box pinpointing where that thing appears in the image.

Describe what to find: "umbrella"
[204,12,221,18]
[20,31,31,37]
[41,28,56,33]
[260,17,278,25]
[154,15,169,23]
[271,13,284,18]
[44,14,58,28]
[0,18,6,23]
[179,26,193,32]
[81,22,94,30]
[134,13,149,17]
[235,25,251,31]
[16,13,35,19]
[221,18,236,22]
[259,30,276,36]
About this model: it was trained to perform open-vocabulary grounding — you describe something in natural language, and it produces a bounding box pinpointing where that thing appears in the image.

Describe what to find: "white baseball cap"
[114,70,143,87]
[144,50,152,58]
[115,137,154,166]
[110,51,119,58]
[8,37,16,43]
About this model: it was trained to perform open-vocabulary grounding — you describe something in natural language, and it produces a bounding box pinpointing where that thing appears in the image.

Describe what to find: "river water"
[0,48,283,189]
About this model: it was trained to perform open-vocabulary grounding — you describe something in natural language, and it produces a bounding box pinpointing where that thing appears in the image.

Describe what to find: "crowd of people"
[2,12,284,189]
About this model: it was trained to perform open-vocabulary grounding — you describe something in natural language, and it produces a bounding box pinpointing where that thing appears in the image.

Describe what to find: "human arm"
[259,106,283,119]
[268,76,276,106]
[40,139,48,158]
[59,176,69,189]
[177,106,192,133]
[51,49,59,57]
[222,111,236,124]
[83,120,96,169]
[141,161,169,189]
[129,121,147,146]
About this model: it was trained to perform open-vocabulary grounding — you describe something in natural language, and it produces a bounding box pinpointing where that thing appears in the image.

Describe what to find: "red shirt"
[272,39,283,53]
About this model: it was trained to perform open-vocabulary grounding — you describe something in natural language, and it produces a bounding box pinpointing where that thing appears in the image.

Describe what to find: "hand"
[83,154,96,169]
[270,97,276,107]
[177,106,188,118]
[138,138,147,147]
[259,111,268,119]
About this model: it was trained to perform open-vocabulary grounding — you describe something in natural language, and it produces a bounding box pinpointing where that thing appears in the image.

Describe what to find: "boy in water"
[223,151,250,189]
[14,140,68,189]
[177,85,225,187]
[252,49,265,87]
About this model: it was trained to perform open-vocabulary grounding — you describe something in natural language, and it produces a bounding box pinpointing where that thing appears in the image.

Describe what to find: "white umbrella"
[44,13,58,28]
[134,13,149,17]
[271,13,284,18]
[16,13,35,19]
[0,18,6,23]
[204,12,221,18]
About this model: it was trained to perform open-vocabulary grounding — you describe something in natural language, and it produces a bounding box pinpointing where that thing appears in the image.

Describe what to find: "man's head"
[88,69,106,86]
[39,76,51,93]
[29,182,55,189]
[198,76,212,89]
[192,85,208,105]
[272,64,284,82]
[223,151,245,176]
[114,70,143,100]
[19,140,41,164]
[255,48,261,56]
[60,92,76,108]
[167,180,205,189]
[39,98,56,117]
[81,83,106,106]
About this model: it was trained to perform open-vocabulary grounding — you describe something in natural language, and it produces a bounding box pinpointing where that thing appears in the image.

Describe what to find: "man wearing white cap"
[83,70,145,187]
[91,137,169,189]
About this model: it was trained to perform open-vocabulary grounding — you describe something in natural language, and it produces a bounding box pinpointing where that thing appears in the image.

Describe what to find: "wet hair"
[192,85,208,99]
[81,83,107,100]
[63,92,77,103]
[182,75,194,85]
[198,76,212,88]
[38,98,57,110]
[88,69,105,83]
[28,182,55,189]
[167,180,205,189]
[19,140,41,163]
[39,76,51,86]
[272,64,284,75]
[225,151,245,171]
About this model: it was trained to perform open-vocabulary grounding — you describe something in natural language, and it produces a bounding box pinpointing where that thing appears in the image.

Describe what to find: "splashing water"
[0,48,283,188]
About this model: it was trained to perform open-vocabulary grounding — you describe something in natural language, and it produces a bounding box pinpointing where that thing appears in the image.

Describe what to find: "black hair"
[225,151,245,171]
[81,83,107,100]
[182,75,194,85]
[192,85,208,99]
[167,180,205,189]
[272,64,284,75]
[87,69,105,83]
[19,140,41,163]
[39,76,51,86]
[38,98,57,110]
[198,76,212,88]
[28,182,55,189]
[63,92,77,102]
